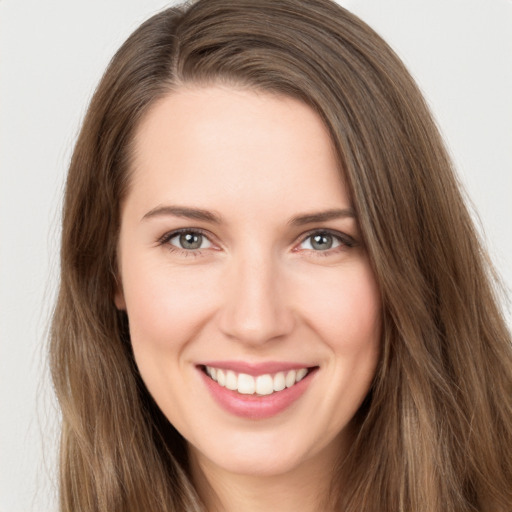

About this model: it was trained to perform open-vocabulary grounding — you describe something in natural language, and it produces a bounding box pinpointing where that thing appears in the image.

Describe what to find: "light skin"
[115,85,381,511]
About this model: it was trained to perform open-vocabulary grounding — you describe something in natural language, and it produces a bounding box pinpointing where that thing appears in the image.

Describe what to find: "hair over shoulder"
[50,0,512,510]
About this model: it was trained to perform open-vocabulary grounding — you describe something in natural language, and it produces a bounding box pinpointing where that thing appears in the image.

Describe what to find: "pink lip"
[197,364,318,420]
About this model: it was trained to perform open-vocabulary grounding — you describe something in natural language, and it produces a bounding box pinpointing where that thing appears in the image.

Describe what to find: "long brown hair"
[50,0,512,510]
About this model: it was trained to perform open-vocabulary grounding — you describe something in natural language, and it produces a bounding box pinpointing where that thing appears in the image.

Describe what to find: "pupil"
[312,233,332,250]
[180,232,202,250]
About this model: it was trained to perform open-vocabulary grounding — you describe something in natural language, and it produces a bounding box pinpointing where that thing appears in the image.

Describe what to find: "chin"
[189,426,339,480]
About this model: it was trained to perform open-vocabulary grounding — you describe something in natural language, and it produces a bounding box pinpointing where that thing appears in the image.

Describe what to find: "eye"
[162,229,213,251]
[298,231,353,252]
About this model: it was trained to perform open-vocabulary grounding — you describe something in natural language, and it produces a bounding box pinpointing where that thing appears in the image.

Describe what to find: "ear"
[114,278,127,310]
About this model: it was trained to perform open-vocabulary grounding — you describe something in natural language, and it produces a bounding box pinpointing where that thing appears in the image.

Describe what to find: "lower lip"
[198,367,316,419]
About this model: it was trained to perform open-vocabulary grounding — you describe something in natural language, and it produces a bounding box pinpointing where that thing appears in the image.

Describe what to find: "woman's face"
[116,86,381,479]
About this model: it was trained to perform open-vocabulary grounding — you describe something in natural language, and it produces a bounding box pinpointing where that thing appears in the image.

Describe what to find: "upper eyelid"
[158,227,214,244]
[296,228,355,246]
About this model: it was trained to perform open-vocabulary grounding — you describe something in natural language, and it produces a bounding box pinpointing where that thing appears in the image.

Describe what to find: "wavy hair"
[50,0,512,510]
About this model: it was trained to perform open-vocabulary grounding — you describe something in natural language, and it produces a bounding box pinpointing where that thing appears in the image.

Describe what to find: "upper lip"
[197,360,317,376]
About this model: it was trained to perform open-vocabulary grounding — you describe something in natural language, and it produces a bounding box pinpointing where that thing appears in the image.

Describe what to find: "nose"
[218,251,295,346]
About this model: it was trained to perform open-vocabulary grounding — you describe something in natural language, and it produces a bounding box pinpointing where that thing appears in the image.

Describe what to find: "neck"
[189,442,342,512]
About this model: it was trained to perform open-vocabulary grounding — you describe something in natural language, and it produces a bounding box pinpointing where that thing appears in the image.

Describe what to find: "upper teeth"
[205,366,309,395]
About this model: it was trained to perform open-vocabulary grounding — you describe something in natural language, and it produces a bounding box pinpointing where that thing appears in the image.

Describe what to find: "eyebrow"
[141,205,223,223]
[141,205,356,225]
[288,208,356,226]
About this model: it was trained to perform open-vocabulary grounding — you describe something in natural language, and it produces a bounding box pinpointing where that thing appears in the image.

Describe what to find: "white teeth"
[205,365,311,395]
[285,370,297,388]
[296,368,308,382]
[273,372,286,392]
[237,373,255,394]
[256,374,274,395]
[225,370,238,390]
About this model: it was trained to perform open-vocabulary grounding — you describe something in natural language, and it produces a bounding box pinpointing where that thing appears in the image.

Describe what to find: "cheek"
[296,259,381,416]
[299,261,381,351]
[299,262,381,434]
[122,263,224,416]
[121,261,221,354]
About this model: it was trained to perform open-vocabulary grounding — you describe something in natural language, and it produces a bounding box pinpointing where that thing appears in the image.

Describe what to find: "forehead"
[127,86,350,218]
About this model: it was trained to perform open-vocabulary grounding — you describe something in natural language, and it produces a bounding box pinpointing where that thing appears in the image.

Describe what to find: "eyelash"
[296,229,356,256]
[157,228,213,258]
[157,228,356,257]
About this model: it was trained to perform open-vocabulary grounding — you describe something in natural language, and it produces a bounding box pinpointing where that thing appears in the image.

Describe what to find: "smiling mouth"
[200,365,317,396]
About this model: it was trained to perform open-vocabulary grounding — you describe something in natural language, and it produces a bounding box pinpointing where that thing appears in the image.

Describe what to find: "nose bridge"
[218,244,294,345]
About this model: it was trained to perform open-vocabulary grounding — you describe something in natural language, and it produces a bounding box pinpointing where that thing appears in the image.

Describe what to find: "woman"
[50,0,512,510]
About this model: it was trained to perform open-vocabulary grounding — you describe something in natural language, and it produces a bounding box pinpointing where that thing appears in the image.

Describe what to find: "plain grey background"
[1,0,511,510]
